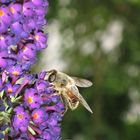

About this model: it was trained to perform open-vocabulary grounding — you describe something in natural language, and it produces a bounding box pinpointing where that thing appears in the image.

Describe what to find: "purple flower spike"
[0,0,65,139]
[0,35,9,51]
[13,106,30,132]
[35,6,46,16]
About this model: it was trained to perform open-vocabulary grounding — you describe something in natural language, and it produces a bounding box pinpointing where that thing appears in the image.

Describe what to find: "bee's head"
[45,69,57,83]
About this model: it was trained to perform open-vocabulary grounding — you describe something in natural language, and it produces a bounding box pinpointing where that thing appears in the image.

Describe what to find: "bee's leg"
[69,101,79,110]
[60,94,68,114]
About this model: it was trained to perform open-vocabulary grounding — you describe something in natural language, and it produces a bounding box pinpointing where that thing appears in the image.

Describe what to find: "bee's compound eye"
[48,74,56,82]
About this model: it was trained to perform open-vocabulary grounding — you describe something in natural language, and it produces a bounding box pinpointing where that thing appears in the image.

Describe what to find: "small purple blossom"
[32,108,48,124]
[34,31,48,49]
[24,88,42,109]
[23,1,34,17]
[13,106,30,132]
[0,6,12,26]
[7,64,23,77]
[32,0,44,6]
[9,3,22,21]
[35,80,50,93]
[0,57,7,68]
[4,82,19,96]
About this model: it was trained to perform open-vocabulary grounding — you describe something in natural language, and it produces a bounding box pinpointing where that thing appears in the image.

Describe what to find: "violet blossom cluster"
[0,0,65,140]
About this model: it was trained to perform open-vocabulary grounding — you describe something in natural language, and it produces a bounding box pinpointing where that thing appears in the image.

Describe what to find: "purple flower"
[0,6,12,26]
[21,43,37,61]
[0,35,12,51]
[35,80,49,93]
[4,82,19,96]
[35,6,46,16]
[7,64,23,77]
[24,18,37,31]
[38,71,47,79]
[41,128,61,140]
[0,78,2,91]
[11,22,24,37]
[0,57,7,68]
[32,108,48,124]
[24,88,42,109]
[34,31,48,49]
[23,1,34,17]
[0,20,8,33]
[32,0,44,6]
[13,106,30,132]
[41,130,53,140]
[9,3,22,21]
[0,0,10,3]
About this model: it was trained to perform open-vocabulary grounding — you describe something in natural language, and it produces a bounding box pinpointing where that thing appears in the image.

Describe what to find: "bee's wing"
[69,85,93,113]
[71,77,93,88]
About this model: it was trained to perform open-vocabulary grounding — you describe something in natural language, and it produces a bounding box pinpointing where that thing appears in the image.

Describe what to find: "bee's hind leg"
[60,94,68,114]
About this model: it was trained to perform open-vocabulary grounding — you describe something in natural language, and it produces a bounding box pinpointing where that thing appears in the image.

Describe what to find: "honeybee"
[45,69,93,113]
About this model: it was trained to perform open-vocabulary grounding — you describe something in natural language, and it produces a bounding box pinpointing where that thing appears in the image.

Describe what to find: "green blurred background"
[36,0,140,140]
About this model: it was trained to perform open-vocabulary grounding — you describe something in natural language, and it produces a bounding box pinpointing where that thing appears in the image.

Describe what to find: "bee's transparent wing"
[42,25,48,33]
[71,77,93,88]
[69,85,93,113]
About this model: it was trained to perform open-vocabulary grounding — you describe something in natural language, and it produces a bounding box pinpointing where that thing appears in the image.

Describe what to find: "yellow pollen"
[33,113,39,120]
[0,10,4,17]
[0,36,4,40]
[28,96,33,103]
[12,71,19,76]
[10,7,15,13]
[18,114,23,120]
[8,88,12,93]
[34,35,39,41]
